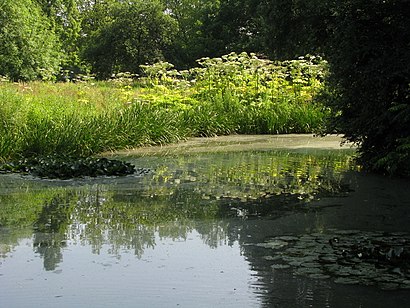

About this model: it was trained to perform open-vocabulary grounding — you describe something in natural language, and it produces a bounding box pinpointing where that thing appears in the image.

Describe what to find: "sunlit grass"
[0,53,329,160]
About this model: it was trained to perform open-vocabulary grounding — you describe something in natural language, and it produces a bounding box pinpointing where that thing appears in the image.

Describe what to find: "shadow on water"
[1,146,410,307]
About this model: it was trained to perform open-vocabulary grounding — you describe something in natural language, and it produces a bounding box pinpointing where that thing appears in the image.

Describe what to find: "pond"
[1,135,410,307]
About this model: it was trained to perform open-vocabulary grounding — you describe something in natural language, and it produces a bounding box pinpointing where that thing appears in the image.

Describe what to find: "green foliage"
[0,53,328,160]
[323,0,410,176]
[161,0,220,68]
[0,0,62,81]
[137,53,328,137]
[35,0,84,72]
[255,0,331,59]
[82,0,178,78]
[0,156,139,179]
[198,0,260,57]
[152,52,328,135]
[0,80,187,159]
[2,0,408,177]
[251,0,410,177]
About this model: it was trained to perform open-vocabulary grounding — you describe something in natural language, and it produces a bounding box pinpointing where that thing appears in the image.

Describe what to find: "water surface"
[1,135,410,307]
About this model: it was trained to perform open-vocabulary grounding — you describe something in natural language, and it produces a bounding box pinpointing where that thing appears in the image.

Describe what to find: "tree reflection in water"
[0,150,355,271]
[33,193,74,270]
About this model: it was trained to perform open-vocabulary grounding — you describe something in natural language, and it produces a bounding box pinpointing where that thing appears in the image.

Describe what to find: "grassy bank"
[0,52,328,161]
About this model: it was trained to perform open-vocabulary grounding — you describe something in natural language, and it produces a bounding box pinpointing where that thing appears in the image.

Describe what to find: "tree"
[196,0,260,58]
[161,0,219,68]
[255,0,331,59]
[35,0,84,72]
[82,0,177,78]
[323,0,410,176]
[251,0,410,176]
[0,0,62,80]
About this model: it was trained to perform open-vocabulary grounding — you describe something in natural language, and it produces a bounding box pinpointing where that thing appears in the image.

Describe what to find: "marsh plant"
[140,52,328,135]
[0,53,328,160]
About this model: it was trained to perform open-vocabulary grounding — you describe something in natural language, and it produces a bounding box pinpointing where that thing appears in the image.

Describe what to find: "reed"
[0,53,328,160]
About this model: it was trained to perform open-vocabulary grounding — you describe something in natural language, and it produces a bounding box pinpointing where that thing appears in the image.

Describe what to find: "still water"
[1,136,410,307]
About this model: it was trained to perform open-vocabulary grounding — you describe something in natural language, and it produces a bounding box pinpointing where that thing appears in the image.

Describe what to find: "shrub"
[324,0,410,176]
[0,53,328,160]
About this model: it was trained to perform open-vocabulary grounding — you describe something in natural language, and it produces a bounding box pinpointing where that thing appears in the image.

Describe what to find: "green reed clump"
[141,52,328,136]
[0,52,328,160]
[192,53,328,135]
[0,82,188,160]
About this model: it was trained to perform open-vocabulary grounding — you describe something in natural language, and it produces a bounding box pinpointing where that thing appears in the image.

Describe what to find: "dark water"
[1,147,410,307]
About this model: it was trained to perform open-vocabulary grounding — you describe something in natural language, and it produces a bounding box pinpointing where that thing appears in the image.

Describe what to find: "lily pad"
[308,273,331,280]
[301,262,321,268]
[334,277,360,285]
[0,156,147,179]
[259,229,410,291]
[276,236,299,241]
[295,267,323,275]
[256,240,288,249]
[263,255,283,261]
[288,261,302,267]
[378,282,400,290]
[271,264,291,270]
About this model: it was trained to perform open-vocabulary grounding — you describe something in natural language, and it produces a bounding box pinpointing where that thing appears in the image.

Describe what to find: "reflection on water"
[1,150,354,264]
[1,148,410,307]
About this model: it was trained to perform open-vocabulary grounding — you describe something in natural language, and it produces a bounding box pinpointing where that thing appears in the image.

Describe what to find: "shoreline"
[104,134,356,157]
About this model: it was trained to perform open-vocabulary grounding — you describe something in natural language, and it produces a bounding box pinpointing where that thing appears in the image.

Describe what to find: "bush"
[324,0,410,176]
[0,53,328,160]
[0,0,61,81]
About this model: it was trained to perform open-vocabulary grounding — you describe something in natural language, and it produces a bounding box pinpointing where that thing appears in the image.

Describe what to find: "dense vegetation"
[323,1,410,177]
[0,0,409,176]
[0,53,327,160]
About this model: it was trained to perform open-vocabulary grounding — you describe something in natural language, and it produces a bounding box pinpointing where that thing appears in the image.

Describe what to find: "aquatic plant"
[0,53,328,160]
[0,156,147,179]
[0,149,355,255]
[142,52,328,136]
[257,230,410,291]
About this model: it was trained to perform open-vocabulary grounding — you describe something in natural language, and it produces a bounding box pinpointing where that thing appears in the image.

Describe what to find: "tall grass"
[0,53,328,160]
[192,53,327,135]
[0,87,186,160]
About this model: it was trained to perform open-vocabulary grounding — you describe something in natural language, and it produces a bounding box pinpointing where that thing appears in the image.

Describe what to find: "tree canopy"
[0,0,409,176]
[81,0,177,78]
[0,0,62,80]
[323,0,410,176]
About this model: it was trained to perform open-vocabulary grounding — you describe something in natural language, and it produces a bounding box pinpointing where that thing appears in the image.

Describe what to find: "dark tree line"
[1,0,409,176]
[322,0,410,176]
[1,0,330,78]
